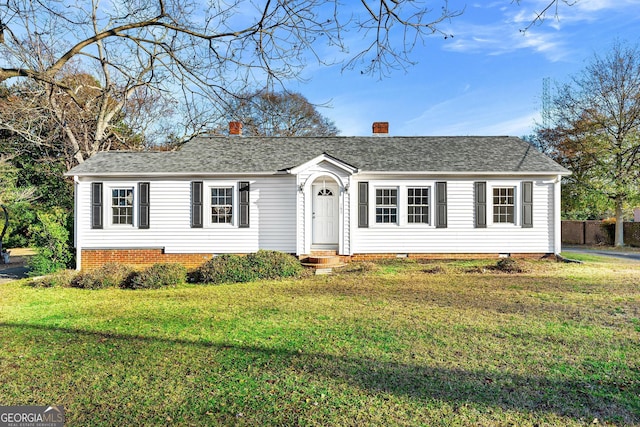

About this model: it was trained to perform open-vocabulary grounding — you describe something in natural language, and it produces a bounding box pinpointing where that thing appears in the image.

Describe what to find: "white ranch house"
[66,123,570,270]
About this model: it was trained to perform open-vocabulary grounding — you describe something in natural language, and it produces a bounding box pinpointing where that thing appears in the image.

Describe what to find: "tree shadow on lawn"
[1,322,637,424]
[286,276,640,324]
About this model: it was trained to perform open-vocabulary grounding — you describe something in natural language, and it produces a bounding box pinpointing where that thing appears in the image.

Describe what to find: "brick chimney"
[372,121,389,135]
[229,121,242,136]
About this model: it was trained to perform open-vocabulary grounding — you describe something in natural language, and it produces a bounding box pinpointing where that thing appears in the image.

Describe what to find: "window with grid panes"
[493,187,515,223]
[407,187,430,224]
[376,188,397,223]
[211,187,233,223]
[111,188,134,225]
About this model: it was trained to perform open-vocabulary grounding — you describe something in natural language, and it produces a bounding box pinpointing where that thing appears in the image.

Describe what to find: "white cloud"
[444,22,569,62]
[440,0,640,62]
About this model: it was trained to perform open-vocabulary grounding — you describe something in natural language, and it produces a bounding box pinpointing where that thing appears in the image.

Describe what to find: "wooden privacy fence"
[562,220,640,246]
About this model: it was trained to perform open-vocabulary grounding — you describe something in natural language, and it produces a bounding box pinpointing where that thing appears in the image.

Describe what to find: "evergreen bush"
[71,262,135,289]
[27,208,74,276]
[125,263,187,289]
[193,251,302,284]
[29,269,77,288]
[246,250,303,279]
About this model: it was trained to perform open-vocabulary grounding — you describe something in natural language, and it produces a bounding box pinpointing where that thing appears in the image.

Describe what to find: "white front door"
[312,183,339,245]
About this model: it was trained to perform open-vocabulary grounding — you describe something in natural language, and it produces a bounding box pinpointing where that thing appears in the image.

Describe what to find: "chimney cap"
[229,121,243,136]
[372,121,389,135]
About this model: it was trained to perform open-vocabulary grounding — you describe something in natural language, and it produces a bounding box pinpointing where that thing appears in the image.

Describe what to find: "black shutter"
[191,181,203,228]
[522,181,533,228]
[138,182,150,229]
[238,181,250,228]
[358,182,369,228]
[91,182,103,229]
[474,182,487,228]
[435,182,447,228]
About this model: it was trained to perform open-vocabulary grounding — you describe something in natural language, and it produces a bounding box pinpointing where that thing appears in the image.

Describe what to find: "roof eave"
[355,170,571,176]
[67,170,571,178]
[66,171,286,178]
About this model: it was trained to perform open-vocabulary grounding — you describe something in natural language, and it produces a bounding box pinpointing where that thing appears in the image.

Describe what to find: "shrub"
[493,257,524,273]
[125,263,187,289]
[245,250,303,279]
[192,254,254,284]
[71,262,135,289]
[193,251,303,284]
[29,269,77,288]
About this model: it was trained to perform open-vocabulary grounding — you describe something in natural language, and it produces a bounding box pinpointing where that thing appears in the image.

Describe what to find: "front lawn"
[1,256,638,426]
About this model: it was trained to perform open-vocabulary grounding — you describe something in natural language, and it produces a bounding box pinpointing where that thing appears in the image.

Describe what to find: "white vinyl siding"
[76,173,558,260]
[77,176,297,254]
[351,178,555,254]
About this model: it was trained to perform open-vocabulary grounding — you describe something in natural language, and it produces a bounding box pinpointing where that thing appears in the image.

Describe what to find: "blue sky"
[290,0,640,137]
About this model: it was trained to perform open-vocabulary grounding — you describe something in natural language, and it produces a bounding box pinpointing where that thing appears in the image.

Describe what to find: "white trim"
[206,183,236,227]
[300,171,347,255]
[67,172,285,178]
[68,170,570,179]
[357,171,571,177]
[74,176,81,270]
[374,186,400,226]
[487,182,520,227]
[554,175,562,254]
[288,153,359,175]
[104,183,137,229]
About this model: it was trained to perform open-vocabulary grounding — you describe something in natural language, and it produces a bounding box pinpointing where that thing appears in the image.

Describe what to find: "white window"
[111,188,134,225]
[407,187,430,224]
[376,188,397,224]
[211,187,233,224]
[493,187,515,224]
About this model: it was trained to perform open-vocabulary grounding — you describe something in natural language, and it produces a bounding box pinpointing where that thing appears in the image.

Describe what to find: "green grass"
[1,258,639,426]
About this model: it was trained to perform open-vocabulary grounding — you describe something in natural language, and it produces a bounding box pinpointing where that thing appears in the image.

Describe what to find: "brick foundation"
[81,248,552,270]
[81,249,213,270]
[350,253,551,261]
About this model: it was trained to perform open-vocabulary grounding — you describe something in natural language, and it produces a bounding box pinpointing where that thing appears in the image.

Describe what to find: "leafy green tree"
[535,41,640,245]
[27,208,74,275]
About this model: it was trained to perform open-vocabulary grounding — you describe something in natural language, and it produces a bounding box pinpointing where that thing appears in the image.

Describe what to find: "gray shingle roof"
[66,136,569,176]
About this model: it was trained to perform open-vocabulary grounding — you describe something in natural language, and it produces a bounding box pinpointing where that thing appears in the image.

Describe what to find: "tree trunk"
[614,196,625,247]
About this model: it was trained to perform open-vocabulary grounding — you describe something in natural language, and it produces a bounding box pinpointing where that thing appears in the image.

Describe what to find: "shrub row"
[72,262,188,289]
[31,262,187,289]
[30,250,303,289]
[192,250,303,284]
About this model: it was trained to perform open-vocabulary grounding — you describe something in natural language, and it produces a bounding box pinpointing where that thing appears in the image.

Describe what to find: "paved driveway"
[0,266,30,284]
[0,248,33,284]
[563,245,640,262]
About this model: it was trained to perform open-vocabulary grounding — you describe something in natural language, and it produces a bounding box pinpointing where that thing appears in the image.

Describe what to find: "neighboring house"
[66,122,570,270]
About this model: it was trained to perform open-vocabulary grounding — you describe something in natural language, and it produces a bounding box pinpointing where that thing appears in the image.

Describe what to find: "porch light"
[298,184,304,192]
